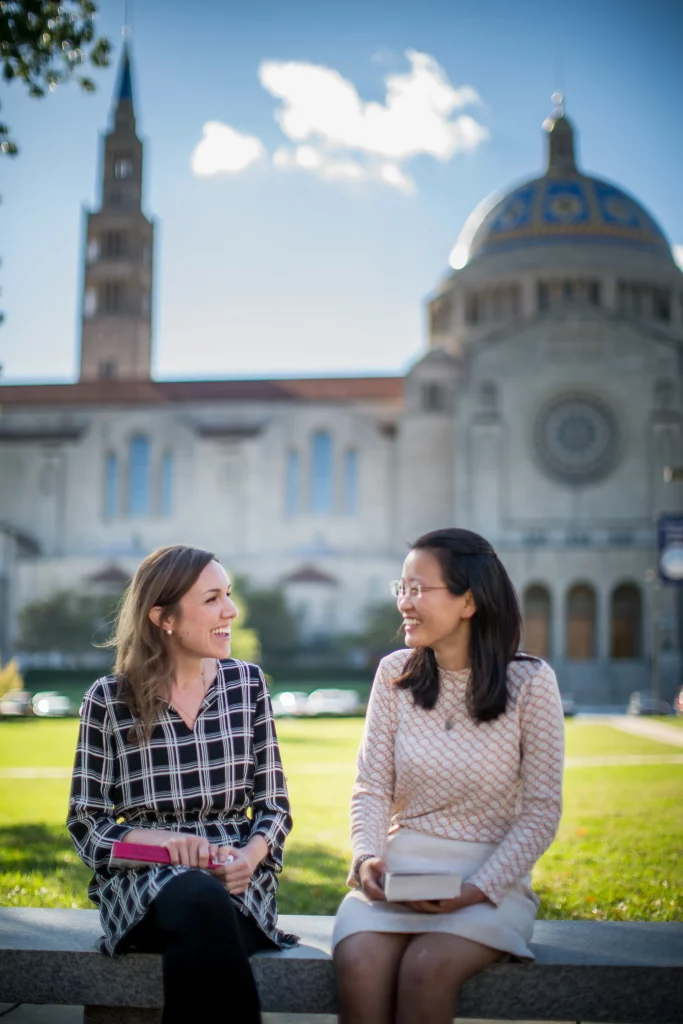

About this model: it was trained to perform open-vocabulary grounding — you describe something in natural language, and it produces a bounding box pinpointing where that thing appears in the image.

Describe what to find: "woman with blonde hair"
[333,528,564,1024]
[67,545,296,1024]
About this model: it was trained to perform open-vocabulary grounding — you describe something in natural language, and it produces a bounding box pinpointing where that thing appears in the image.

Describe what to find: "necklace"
[169,661,214,728]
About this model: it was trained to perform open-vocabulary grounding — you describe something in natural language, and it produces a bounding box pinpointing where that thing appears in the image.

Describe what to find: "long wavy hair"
[106,545,217,740]
[394,528,535,722]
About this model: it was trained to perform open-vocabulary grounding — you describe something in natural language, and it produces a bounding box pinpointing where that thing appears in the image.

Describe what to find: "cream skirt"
[332,829,540,961]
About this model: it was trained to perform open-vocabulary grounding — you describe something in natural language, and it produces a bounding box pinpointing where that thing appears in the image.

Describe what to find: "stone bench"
[0,908,681,1023]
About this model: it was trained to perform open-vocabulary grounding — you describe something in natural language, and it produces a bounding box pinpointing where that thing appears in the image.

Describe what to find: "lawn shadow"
[0,823,88,879]
[278,843,349,915]
[0,827,350,916]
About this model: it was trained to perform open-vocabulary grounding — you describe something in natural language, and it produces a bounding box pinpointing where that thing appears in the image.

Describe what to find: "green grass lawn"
[0,718,681,921]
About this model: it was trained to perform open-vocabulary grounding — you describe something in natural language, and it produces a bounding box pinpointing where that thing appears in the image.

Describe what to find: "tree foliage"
[0,656,24,696]
[17,589,119,654]
[354,601,404,664]
[1,0,111,155]
[236,578,302,665]
[16,584,261,664]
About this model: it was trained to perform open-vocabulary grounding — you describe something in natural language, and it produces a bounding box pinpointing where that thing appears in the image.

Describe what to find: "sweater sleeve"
[468,662,564,905]
[348,656,398,883]
[66,681,134,871]
[249,667,293,872]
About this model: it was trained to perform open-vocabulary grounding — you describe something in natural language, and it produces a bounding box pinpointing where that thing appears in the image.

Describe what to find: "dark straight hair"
[394,528,536,722]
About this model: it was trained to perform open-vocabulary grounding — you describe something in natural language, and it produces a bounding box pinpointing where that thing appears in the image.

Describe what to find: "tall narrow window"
[160,451,174,517]
[103,231,126,258]
[310,431,333,513]
[127,435,151,516]
[113,154,134,179]
[523,585,552,659]
[343,449,358,514]
[105,453,119,519]
[286,450,301,515]
[422,382,446,411]
[101,281,125,313]
[566,584,596,660]
[610,584,642,658]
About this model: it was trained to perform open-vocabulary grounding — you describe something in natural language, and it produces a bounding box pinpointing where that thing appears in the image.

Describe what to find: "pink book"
[109,840,224,869]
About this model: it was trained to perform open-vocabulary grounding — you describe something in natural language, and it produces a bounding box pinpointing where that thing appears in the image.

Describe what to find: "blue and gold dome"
[452,105,673,266]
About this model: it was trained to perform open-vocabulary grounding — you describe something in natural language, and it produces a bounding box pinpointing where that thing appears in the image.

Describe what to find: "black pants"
[124,870,275,1024]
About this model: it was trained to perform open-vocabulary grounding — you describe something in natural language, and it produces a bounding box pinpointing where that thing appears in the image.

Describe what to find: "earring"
[165,629,173,635]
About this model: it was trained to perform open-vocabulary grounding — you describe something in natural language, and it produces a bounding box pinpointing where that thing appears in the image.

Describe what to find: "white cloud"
[191,52,487,195]
[673,244,683,270]
[191,121,266,177]
[259,50,487,162]
[273,145,416,194]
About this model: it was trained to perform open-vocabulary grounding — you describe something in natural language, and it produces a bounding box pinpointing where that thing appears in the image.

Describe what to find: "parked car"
[673,687,683,716]
[627,691,670,716]
[270,690,309,717]
[561,694,577,718]
[0,690,32,717]
[305,688,360,716]
[30,691,72,717]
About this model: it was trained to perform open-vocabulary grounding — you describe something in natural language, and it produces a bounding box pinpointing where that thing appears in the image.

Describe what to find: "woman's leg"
[395,933,503,1024]
[130,870,264,1024]
[334,931,411,1024]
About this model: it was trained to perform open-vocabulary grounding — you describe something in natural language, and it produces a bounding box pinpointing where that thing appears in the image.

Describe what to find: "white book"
[383,871,461,902]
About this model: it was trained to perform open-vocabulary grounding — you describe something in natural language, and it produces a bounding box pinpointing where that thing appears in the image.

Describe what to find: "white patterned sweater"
[350,650,565,905]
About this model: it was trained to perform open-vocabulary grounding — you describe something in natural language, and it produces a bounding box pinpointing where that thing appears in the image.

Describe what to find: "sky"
[1,0,682,383]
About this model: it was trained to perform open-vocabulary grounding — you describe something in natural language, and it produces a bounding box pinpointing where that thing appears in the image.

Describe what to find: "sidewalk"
[608,716,683,746]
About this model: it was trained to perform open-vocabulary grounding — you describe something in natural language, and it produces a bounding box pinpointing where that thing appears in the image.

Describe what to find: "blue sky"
[2,0,682,383]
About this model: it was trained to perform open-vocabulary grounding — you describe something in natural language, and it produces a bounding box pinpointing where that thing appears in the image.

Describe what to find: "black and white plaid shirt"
[67,659,297,956]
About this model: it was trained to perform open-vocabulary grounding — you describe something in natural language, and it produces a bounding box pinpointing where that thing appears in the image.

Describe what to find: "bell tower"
[79,44,154,381]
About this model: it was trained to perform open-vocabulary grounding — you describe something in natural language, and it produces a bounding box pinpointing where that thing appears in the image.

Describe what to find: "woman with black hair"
[333,528,564,1024]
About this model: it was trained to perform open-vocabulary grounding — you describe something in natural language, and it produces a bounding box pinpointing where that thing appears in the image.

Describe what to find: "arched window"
[286,450,301,515]
[343,449,358,514]
[310,431,333,513]
[566,584,596,660]
[610,583,642,659]
[480,381,498,410]
[422,382,447,411]
[160,451,174,517]
[523,585,552,659]
[127,435,151,516]
[104,453,119,519]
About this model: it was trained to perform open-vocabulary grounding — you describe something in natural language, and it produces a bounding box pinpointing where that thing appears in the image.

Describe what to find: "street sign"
[657,514,683,585]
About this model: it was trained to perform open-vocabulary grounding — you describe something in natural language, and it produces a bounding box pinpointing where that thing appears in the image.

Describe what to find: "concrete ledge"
[1,908,682,1022]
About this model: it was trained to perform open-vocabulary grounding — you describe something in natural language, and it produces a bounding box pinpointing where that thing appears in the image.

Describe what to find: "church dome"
[451,103,673,267]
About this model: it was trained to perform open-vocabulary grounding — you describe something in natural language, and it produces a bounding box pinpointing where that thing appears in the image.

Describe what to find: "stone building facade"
[0,60,681,703]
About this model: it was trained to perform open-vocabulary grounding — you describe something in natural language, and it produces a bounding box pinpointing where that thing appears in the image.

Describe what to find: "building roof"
[117,44,134,104]
[0,376,403,407]
[451,104,673,267]
[282,565,338,585]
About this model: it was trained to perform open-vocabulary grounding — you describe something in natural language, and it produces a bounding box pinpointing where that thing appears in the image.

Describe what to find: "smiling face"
[153,559,238,660]
[398,548,475,658]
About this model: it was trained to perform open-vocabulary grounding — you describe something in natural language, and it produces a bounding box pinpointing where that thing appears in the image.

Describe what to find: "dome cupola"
[450,95,674,267]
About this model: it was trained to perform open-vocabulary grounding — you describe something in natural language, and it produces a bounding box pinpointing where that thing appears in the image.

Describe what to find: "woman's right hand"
[358,857,387,902]
[123,829,214,869]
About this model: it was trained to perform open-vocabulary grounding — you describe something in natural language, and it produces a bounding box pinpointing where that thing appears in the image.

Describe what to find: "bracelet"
[352,853,376,886]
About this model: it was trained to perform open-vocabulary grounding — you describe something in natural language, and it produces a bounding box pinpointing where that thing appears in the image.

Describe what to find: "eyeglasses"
[390,581,449,600]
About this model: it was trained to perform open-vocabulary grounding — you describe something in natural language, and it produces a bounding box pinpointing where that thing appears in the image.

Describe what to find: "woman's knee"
[335,932,404,989]
[398,941,457,992]
[154,870,236,933]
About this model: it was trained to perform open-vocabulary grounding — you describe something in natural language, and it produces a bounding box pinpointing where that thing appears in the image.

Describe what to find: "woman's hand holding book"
[358,857,388,902]
[405,881,488,915]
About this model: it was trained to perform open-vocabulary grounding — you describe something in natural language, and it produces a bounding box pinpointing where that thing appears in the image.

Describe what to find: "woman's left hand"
[405,882,489,915]
[212,846,257,894]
